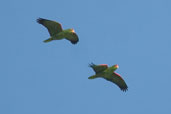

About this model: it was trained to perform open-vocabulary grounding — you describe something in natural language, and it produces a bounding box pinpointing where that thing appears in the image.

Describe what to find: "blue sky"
[1,0,171,114]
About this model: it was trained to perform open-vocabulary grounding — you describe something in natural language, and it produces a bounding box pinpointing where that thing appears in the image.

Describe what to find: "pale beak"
[71,29,75,33]
[115,64,119,69]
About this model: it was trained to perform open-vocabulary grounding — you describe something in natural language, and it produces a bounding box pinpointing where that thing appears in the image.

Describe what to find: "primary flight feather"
[37,18,79,44]
[88,63,128,92]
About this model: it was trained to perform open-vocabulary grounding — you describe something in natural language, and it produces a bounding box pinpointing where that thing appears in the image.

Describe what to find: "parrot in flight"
[37,18,79,44]
[88,63,128,92]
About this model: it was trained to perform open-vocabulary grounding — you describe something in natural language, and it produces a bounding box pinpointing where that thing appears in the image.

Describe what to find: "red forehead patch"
[114,64,119,67]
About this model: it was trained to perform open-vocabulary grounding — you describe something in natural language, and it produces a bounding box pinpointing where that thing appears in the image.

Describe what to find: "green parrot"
[37,18,79,44]
[88,63,128,92]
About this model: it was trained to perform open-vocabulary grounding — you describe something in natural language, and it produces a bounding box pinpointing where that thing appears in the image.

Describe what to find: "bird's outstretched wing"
[37,18,63,36]
[65,32,79,44]
[107,73,128,92]
[89,63,108,74]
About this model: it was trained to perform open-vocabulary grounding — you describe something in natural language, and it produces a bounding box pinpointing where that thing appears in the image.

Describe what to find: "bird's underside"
[89,63,128,92]
[37,18,79,44]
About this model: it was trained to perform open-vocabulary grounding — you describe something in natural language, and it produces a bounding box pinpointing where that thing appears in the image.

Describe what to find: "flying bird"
[88,63,128,92]
[37,18,79,44]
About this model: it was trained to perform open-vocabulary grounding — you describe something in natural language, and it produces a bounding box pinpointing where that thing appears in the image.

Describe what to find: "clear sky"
[1,0,171,114]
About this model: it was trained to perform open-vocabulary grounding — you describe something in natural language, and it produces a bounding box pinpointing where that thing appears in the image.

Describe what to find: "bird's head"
[114,64,119,68]
[112,64,119,71]
[70,28,75,33]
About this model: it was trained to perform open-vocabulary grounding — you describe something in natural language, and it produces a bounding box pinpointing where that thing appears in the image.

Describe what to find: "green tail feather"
[88,75,99,79]
[43,38,53,43]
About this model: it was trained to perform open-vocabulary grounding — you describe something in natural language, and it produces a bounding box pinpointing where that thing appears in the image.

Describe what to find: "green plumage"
[37,18,79,44]
[89,63,128,92]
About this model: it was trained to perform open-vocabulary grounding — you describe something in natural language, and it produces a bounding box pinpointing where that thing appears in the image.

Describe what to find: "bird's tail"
[88,75,99,79]
[43,38,53,43]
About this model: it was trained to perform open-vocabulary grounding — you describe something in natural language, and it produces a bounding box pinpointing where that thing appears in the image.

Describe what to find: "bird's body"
[89,63,128,92]
[37,18,79,44]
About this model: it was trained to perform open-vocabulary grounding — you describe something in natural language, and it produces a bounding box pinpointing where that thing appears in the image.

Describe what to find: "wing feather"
[89,63,108,74]
[65,33,79,44]
[37,18,63,36]
[107,73,128,92]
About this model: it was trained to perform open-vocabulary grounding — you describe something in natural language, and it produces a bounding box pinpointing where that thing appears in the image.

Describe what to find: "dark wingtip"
[70,33,79,45]
[71,40,79,44]
[121,87,128,92]
[70,38,79,44]
[89,63,95,67]
[37,18,45,24]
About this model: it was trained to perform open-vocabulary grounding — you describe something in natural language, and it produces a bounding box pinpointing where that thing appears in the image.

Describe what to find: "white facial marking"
[72,29,75,33]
